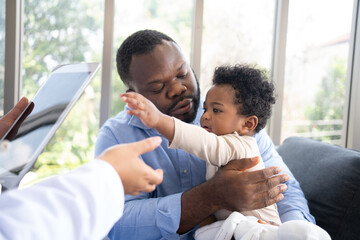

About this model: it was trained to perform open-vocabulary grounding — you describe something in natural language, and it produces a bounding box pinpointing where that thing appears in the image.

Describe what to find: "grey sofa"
[277,136,360,240]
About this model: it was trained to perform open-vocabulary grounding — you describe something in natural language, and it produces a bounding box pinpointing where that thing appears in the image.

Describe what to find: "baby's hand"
[121,92,162,128]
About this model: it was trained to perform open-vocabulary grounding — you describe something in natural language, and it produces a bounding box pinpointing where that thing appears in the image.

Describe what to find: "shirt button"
[183,169,188,174]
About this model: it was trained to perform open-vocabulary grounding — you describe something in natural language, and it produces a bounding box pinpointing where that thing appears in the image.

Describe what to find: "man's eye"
[150,85,165,93]
[203,107,207,112]
[152,89,162,93]
[213,108,221,113]
[178,72,188,79]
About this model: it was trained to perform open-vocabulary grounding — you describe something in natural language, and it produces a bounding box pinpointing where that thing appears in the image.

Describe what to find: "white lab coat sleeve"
[0,159,124,240]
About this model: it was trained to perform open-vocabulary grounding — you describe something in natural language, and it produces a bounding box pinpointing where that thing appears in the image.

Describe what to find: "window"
[200,0,275,94]
[20,0,104,184]
[281,0,353,145]
[0,0,5,116]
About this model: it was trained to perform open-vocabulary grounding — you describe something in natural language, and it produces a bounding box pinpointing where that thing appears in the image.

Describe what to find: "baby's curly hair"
[212,64,275,133]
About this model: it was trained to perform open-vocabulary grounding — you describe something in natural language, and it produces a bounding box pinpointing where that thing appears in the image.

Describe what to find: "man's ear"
[243,115,258,133]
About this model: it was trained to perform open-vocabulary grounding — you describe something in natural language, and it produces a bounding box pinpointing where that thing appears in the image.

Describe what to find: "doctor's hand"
[98,137,164,195]
[0,97,32,139]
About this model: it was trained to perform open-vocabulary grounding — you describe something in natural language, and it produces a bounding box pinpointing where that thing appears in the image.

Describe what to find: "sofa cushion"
[277,136,360,240]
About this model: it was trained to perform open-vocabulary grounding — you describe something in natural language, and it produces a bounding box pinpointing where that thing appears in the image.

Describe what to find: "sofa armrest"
[277,136,360,240]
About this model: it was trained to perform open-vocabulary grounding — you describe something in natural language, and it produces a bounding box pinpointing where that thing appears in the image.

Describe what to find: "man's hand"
[209,157,289,212]
[0,97,31,139]
[98,137,164,195]
[121,92,163,128]
[178,157,289,233]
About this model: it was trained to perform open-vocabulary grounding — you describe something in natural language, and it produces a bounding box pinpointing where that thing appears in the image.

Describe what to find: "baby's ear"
[244,115,258,133]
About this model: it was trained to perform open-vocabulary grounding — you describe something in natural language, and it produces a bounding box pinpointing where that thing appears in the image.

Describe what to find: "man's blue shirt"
[95,104,315,240]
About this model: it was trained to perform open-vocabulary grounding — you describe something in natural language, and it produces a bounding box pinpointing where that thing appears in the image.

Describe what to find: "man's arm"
[255,129,315,223]
[178,158,289,233]
[105,158,288,238]
[108,192,184,239]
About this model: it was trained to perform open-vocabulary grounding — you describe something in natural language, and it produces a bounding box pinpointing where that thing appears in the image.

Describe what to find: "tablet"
[0,62,100,190]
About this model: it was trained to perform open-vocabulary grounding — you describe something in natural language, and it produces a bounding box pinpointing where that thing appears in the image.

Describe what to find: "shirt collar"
[126,105,152,130]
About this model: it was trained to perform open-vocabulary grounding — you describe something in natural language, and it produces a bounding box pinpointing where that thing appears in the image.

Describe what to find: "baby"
[121,64,330,240]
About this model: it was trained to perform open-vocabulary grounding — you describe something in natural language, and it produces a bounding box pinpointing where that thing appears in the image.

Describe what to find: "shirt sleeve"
[255,130,316,224]
[95,125,121,157]
[0,159,124,240]
[108,193,187,240]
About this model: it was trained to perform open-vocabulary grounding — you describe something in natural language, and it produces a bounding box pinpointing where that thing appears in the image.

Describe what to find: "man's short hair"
[212,64,276,132]
[116,29,175,87]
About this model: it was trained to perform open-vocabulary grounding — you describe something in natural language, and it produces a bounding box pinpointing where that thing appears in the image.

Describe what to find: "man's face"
[127,40,200,123]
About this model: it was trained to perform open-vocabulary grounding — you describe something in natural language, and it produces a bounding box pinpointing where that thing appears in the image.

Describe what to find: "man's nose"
[167,80,187,99]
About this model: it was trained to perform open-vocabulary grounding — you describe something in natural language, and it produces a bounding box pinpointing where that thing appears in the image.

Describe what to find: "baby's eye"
[203,107,207,112]
[213,108,221,113]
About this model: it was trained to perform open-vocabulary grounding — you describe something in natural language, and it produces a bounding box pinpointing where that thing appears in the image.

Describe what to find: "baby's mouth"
[201,125,211,132]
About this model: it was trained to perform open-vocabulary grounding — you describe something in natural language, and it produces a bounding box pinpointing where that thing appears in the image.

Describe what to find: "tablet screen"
[0,63,99,189]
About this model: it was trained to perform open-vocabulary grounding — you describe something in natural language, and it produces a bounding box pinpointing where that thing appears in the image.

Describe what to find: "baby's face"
[200,84,248,136]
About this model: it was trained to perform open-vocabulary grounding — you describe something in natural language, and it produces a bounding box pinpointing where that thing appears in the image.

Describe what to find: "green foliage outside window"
[303,57,346,143]
[21,0,103,184]
[305,57,346,121]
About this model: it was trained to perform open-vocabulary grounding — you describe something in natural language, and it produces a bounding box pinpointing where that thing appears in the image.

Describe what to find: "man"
[95,30,314,239]
[0,97,163,240]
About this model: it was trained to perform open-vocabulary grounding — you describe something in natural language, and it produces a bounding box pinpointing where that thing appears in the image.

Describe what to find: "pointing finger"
[129,137,162,155]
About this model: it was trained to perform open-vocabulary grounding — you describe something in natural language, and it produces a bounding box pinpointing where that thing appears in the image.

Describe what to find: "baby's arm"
[120,92,175,141]
[121,92,258,167]
[171,118,259,167]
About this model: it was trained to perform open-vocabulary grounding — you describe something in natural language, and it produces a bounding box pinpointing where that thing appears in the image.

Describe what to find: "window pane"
[111,0,194,116]
[21,0,104,184]
[281,0,353,145]
[201,0,275,93]
[0,0,5,116]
